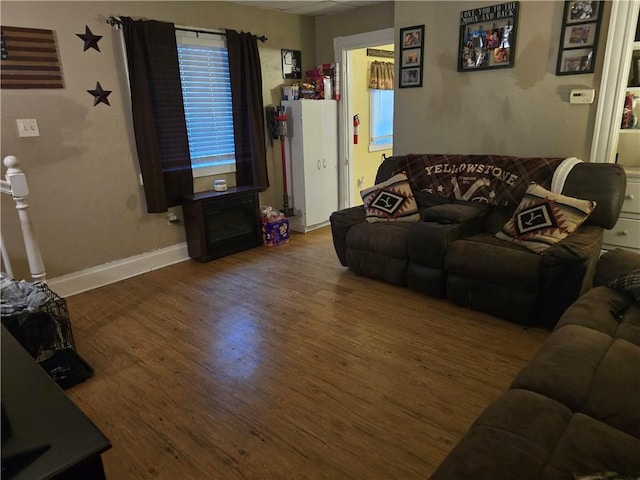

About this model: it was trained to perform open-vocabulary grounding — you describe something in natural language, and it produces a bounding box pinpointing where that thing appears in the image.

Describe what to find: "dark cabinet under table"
[182,186,262,262]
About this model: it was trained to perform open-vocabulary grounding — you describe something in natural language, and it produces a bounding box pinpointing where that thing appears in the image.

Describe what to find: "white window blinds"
[370,89,394,151]
[176,32,236,176]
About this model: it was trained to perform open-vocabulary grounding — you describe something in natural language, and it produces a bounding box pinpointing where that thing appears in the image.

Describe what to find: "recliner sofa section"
[330,155,626,328]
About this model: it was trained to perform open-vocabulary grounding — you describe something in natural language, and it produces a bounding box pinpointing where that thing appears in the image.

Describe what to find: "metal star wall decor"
[87,82,111,106]
[76,26,102,52]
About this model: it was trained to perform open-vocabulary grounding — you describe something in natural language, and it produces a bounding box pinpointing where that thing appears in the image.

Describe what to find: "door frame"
[334,28,394,209]
[590,0,640,163]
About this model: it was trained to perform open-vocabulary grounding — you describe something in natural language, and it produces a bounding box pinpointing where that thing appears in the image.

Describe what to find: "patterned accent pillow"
[496,182,596,253]
[361,172,420,223]
[608,269,640,303]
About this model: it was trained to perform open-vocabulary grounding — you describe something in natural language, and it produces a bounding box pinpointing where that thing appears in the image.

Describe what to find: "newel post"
[4,155,46,282]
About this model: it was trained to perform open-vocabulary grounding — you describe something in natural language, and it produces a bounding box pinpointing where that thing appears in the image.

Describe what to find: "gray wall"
[1,0,615,283]
[315,2,395,62]
[393,1,609,158]
[0,1,315,279]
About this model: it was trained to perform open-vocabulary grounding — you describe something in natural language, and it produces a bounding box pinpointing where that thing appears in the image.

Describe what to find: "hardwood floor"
[65,227,549,479]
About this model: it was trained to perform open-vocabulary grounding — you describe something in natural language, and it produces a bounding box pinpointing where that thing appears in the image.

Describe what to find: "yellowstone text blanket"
[394,154,566,207]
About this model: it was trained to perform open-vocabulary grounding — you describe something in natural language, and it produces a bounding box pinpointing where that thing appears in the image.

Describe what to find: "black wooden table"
[1,325,111,479]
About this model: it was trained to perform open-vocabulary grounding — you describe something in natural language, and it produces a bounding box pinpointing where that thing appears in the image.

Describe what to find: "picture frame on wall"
[401,48,421,68]
[564,0,600,24]
[555,1,602,75]
[558,48,594,74]
[401,26,423,49]
[401,67,421,87]
[457,2,519,72]
[281,49,302,80]
[399,24,424,88]
[562,23,597,48]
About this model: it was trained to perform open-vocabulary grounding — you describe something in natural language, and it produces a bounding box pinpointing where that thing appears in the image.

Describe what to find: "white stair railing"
[1,155,46,282]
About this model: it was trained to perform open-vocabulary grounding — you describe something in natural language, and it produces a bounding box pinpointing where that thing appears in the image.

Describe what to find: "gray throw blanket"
[0,273,50,316]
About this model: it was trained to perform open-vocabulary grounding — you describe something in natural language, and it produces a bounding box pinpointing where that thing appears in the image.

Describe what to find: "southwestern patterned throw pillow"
[361,172,420,223]
[496,182,596,253]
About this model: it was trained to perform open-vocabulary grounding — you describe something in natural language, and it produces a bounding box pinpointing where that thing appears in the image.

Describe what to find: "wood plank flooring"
[65,227,549,479]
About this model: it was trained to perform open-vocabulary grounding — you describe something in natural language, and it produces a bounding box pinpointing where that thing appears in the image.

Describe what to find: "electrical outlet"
[16,119,40,137]
[167,213,180,225]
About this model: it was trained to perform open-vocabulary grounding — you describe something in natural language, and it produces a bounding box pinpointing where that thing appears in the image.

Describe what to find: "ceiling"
[226,0,387,17]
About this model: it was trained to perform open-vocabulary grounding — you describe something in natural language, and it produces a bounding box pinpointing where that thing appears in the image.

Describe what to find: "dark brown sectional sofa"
[430,248,640,479]
[330,154,627,328]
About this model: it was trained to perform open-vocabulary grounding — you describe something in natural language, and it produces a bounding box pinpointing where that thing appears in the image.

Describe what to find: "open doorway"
[334,28,395,209]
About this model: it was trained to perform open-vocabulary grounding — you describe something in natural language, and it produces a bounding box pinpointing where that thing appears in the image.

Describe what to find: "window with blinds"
[176,31,236,177]
[369,89,394,152]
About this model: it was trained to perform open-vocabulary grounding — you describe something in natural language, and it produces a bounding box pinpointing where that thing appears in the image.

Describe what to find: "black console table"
[182,186,263,262]
[1,325,111,479]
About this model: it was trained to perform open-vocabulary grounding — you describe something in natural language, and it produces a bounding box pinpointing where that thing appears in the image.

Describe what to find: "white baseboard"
[48,243,190,298]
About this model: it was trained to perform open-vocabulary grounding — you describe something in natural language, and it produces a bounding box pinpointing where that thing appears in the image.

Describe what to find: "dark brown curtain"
[121,17,193,213]
[225,30,269,191]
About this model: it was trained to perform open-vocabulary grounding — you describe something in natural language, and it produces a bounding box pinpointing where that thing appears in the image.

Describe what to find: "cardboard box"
[262,218,290,247]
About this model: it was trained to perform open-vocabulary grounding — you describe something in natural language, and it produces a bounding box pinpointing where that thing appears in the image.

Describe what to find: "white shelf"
[619,128,640,134]
[633,40,640,49]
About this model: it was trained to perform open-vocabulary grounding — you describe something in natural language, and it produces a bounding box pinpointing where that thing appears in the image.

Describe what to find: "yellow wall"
[351,45,394,206]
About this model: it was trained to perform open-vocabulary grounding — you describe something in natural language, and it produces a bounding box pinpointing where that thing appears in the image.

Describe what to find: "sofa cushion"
[361,172,420,223]
[431,389,640,480]
[511,324,613,412]
[554,286,640,346]
[346,222,413,258]
[496,183,596,253]
[446,275,540,325]
[608,270,640,303]
[422,203,489,223]
[445,233,542,290]
[539,413,640,479]
[431,389,573,480]
[581,338,640,439]
[512,320,640,439]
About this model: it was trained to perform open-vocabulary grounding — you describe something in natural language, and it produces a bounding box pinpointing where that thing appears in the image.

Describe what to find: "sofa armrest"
[562,163,626,229]
[593,248,640,287]
[330,206,366,266]
[539,225,603,328]
[541,224,603,265]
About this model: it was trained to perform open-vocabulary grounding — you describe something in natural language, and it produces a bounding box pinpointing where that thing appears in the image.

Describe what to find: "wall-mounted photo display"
[457,2,519,72]
[556,1,602,75]
[399,25,424,88]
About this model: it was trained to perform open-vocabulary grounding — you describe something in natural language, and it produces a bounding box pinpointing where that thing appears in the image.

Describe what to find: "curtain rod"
[106,16,267,42]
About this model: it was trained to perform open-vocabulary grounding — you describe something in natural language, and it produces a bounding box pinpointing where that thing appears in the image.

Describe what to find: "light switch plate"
[16,119,40,137]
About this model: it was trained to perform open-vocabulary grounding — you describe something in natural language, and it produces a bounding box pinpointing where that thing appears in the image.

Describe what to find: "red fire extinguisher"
[353,114,360,144]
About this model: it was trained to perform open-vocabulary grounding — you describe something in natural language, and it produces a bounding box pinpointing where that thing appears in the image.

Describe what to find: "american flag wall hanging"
[1,26,63,89]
